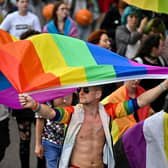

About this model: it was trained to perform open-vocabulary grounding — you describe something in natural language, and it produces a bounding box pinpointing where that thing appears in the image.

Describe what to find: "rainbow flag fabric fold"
[0,31,168,108]
[0,29,18,44]
[114,111,168,168]
[0,72,76,109]
[0,30,75,108]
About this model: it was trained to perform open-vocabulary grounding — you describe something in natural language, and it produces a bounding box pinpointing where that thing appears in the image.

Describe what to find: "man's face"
[125,79,141,89]
[17,0,29,12]
[77,87,101,105]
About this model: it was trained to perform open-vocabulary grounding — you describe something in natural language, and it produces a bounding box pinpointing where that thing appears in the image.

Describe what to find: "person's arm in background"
[35,117,44,159]
[137,79,168,108]
[137,17,148,33]
[105,79,168,118]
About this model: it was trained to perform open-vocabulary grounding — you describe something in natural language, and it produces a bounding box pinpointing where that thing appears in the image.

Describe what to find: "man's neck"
[127,86,137,98]
[19,10,27,16]
[83,103,99,117]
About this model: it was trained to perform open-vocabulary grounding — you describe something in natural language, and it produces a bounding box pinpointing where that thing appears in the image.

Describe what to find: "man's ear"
[96,90,102,99]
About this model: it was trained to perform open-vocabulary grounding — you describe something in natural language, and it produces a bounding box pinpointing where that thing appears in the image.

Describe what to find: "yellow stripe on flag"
[30,34,87,86]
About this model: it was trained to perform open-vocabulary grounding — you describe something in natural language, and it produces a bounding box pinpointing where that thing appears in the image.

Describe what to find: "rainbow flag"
[114,111,168,168]
[0,29,18,44]
[0,30,75,108]
[0,32,168,108]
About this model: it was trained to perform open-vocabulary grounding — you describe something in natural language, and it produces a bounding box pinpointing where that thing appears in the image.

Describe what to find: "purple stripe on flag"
[0,87,21,108]
[30,88,76,104]
[146,66,168,74]
[0,87,76,109]
[129,60,168,74]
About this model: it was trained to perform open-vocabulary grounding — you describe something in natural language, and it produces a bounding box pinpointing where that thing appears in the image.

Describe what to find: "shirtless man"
[19,79,168,168]
[69,87,106,167]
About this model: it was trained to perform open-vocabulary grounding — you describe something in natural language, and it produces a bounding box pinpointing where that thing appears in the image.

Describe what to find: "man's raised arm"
[19,94,56,119]
[137,79,168,108]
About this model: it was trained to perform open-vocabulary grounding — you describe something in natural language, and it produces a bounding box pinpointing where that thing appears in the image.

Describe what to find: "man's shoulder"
[27,11,38,18]
[4,11,18,18]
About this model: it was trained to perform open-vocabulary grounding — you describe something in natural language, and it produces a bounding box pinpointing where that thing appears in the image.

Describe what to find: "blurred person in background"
[0,104,10,162]
[35,93,78,168]
[134,34,168,112]
[101,79,154,144]
[65,0,98,40]
[95,0,117,30]
[115,6,148,59]
[43,1,79,38]
[0,0,17,23]
[143,17,166,38]
[88,29,112,50]
[143,17,168,65]
[0,0,41,38]
[100,0,128,51]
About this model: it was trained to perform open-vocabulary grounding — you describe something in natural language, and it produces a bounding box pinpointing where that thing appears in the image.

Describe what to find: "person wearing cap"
[115,6,148,59]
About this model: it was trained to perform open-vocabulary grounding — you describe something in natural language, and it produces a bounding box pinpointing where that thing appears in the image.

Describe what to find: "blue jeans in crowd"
[42,140,62,168]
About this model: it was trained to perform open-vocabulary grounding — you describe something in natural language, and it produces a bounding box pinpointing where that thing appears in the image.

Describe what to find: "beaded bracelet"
[32,101,38,110]
[32,101,41,113]
[159,83,167,92]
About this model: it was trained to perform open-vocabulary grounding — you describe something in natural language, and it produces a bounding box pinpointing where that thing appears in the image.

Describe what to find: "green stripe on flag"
[52,34,97,66]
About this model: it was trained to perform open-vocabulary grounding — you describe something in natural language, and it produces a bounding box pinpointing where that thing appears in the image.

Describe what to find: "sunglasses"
[77,87,90,94]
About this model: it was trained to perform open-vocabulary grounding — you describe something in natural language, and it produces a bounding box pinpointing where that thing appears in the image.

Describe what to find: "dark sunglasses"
[77,87,90,94]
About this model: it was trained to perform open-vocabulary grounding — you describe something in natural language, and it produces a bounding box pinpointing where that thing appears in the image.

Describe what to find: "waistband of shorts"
[69,165,80,168]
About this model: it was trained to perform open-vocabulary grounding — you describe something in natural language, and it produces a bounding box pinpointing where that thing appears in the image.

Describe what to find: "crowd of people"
[0,0,168,168]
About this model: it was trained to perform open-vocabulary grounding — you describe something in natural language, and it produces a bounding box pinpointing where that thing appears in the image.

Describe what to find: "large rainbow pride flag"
[0,30,168,108]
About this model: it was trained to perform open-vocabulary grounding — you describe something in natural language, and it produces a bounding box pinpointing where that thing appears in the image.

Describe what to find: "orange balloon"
[75,9,93,26]
[42,4,55,21]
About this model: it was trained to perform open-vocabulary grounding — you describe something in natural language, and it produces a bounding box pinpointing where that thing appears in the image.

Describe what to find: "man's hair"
[20,29,40,39]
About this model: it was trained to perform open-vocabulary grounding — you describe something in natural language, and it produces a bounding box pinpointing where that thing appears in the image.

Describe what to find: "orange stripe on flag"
[0,40,61,92]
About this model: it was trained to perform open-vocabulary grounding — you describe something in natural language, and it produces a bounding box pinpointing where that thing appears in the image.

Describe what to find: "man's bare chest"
[77,115,105,139]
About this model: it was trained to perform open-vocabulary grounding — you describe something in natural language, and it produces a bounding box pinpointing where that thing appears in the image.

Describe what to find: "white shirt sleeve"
[32,15,42,32]
[0,13,12,32]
